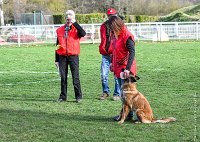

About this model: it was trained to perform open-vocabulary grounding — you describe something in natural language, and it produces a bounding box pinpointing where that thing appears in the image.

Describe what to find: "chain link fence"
[0,22,200,47]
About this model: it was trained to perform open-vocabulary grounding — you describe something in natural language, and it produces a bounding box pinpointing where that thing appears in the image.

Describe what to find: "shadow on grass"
[0,96,121,103]
[0,97,54,102]
[0,108,113,123]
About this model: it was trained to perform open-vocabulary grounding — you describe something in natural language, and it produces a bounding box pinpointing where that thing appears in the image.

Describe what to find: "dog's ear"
[124,78,129,83]
[129,76,137,83]
[135,75,140,81]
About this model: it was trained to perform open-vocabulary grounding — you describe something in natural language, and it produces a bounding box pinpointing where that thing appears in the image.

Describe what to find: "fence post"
[155,23,159,42]
[160,23,162,41]
[196,22,199,40]
[17,27,20,47]
[91,24,95,44]
[175,22,179,38]
[98,25,100,43]
[45,25,47,40]
[53,25,55,39]
[34,25,37,39]
[138,23,141,37]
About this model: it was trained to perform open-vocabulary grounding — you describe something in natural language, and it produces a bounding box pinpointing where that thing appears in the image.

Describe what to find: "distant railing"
[0,22,200,47]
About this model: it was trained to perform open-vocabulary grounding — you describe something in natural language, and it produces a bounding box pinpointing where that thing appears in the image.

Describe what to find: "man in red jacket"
[55,10,86,103]
[99,8,121,101]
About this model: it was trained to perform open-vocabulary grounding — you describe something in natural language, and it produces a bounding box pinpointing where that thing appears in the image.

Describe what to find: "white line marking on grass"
[193,92,197,142]
[153,68,165,71]
[0,79,60,86]
[0,71,57,74]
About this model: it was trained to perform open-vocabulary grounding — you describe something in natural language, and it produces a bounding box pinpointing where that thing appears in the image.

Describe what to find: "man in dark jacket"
[55,10,86,103]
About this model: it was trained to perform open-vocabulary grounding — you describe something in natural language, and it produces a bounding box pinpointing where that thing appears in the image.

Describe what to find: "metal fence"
[0,22,200,47]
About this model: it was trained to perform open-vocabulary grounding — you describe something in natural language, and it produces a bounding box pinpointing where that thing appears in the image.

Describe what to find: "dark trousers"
[58,55,82,100]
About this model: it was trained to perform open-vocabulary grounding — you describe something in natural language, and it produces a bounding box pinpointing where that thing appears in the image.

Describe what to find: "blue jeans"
[117,78,134,118]
[101,55,120,96]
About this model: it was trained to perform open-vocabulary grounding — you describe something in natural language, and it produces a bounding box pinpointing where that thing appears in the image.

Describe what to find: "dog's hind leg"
[136,110,152,124]
[118,105,130,124]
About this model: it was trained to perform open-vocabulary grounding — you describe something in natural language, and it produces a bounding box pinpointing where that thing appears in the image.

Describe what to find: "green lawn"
[0,42,199,142]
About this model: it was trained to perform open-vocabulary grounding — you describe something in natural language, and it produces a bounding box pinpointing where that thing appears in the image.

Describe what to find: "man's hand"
[120,69,130,79]
[123,69,130,79]
[55,62,60,76]
[110,63,113,72]
[71,18,76,23]
[55,62,59,68]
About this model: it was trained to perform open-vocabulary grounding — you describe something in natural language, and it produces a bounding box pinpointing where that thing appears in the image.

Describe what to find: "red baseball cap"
[107,8,117,15]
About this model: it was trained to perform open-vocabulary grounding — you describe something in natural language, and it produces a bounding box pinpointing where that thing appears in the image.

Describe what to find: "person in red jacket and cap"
[55,10,86,103]
[99,8,121,101]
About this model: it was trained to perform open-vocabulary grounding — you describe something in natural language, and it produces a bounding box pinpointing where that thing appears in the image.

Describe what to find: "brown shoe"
[112,96,121,101]
[99,93,109,100]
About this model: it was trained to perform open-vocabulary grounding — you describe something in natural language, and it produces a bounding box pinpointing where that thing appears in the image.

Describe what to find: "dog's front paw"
[132,119,141,124]
[118,120,124,124]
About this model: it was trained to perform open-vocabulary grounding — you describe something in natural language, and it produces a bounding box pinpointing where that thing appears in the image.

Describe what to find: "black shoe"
[57,98,66,102]
[126,116,133,121]
[76,99,82,103]
[113,115,121,121]
[113,115,133,121]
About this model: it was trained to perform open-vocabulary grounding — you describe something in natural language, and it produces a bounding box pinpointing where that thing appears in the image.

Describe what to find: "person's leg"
[113,76,121,97]
[100,55,111,99]
[58,55,68,101]
[113,78,122,120]
[112,76,121,100]
[68,55,82,102]
[117,78,122,96]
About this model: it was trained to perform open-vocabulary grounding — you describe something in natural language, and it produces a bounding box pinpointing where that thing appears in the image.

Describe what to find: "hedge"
[53,13,160,24]
[53,13,106,24]
[53,14,65,24]
[76,13,106,24]
[158,12,199,22]
[125,15,159,23]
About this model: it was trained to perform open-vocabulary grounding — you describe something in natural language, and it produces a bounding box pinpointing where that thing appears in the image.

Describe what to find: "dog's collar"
[123,90,138,94]
[123,90,139,98]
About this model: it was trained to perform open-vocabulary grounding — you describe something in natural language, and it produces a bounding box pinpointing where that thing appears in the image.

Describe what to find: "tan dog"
[118,75,176,124]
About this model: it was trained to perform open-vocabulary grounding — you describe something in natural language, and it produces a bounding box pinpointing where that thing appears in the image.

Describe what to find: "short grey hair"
[66,10,75,18]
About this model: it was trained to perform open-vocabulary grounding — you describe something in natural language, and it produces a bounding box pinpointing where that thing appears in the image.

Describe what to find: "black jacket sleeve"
[126,37,135,71]
[55,51,59,62]
[56,38,59,46]
[55,38,59,62]
[73,22,86,38]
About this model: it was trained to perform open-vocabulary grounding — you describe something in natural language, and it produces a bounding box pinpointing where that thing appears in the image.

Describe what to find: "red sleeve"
[100,24,106,44]
[99,23,107,52]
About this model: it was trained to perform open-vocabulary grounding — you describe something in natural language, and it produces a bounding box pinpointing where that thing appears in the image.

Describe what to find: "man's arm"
[73,22,86,38]
[125,37,135,71]
[55,38,59,62]
[55,51,59,62]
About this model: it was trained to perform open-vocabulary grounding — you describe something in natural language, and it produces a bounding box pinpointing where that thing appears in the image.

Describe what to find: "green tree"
[47,0,67,14]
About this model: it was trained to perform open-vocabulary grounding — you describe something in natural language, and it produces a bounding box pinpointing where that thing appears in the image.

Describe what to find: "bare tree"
[2,0,199,25]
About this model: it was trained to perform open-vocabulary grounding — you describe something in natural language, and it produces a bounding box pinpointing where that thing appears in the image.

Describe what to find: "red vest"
[112,26,137,78]
[99,22,113,55]
[56,25,80,56]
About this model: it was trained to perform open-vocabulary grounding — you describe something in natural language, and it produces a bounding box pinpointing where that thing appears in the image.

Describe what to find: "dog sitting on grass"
[118,74,176,124]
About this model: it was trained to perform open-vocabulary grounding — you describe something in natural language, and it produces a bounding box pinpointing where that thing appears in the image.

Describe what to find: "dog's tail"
[153,117,176,123]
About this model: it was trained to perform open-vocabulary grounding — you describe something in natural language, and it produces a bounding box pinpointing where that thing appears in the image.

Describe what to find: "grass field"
[0,41,199,142]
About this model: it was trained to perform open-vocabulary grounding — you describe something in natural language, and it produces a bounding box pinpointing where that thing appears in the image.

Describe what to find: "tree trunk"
[0,0,5,26]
